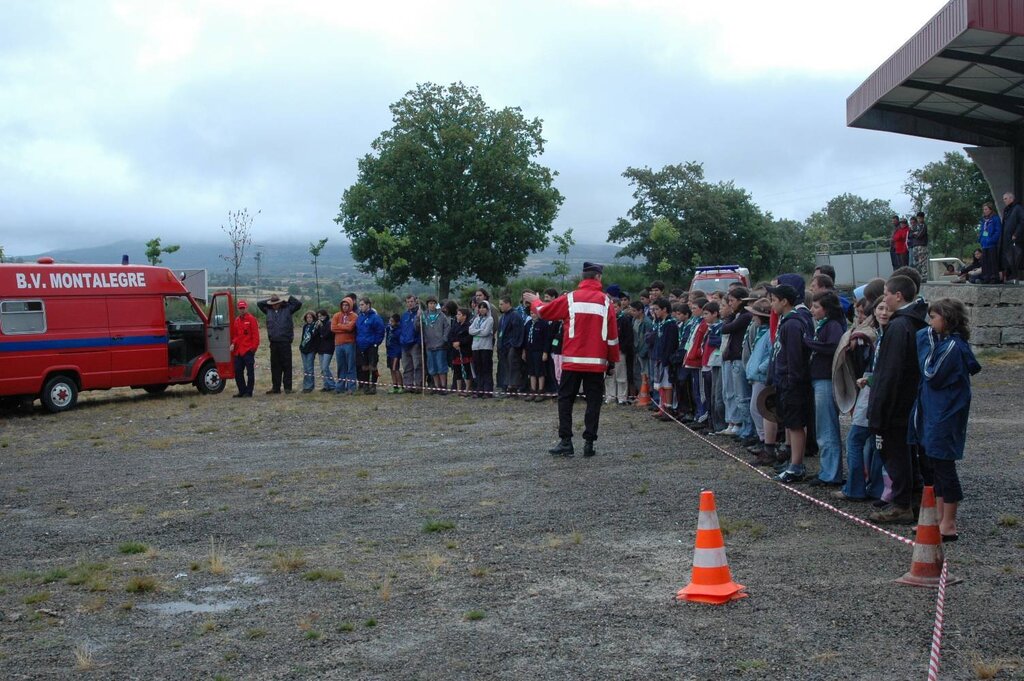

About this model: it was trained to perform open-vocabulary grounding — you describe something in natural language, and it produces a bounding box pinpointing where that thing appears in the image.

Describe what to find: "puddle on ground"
[230,573,266,586]
[138,600,248,615]
[197,585,232,593]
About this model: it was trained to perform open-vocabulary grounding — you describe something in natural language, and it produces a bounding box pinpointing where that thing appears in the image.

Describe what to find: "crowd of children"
[288,267,980,537]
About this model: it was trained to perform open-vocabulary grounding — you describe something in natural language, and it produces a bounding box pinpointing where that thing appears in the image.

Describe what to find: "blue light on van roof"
[694,265,741,272]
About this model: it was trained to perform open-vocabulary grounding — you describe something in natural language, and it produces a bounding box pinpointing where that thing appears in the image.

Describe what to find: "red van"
[0,259,235,412]
[689,265,751,295]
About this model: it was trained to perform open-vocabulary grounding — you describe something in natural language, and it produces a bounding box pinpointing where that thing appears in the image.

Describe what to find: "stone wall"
[921,282,1024,347]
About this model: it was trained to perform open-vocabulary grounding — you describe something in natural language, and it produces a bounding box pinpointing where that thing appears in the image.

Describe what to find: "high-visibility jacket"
[531,278,619,372]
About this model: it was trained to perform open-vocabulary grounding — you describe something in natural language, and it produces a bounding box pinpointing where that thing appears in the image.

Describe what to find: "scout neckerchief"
[771,309,798,363]
[922,329,958,380]
[809,317,827,364]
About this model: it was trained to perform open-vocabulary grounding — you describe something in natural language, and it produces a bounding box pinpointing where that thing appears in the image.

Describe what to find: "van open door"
[206,292,235,384]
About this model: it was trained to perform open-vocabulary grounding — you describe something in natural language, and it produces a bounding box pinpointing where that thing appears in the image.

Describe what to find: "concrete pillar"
[965,146,1015,206]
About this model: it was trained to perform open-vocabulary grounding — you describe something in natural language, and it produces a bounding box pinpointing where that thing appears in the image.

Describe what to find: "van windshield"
[690,277,737,294]
[165,296,201,324]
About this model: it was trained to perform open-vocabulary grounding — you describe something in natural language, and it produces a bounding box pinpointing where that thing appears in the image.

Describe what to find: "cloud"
[0,0,955,255]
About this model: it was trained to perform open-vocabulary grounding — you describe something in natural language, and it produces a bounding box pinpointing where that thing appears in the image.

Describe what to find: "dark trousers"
[233,351,255,396]
[880,425,925,508]
[675,371,695,416]
[557,370,605,442]
[473,349,493,395]
[508,347,526,392]
[928,457,963,503]
[269,341,293,391]
[981,246,1000,283]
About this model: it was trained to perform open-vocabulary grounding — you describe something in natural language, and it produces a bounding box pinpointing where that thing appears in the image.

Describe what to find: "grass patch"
[39,567,69,584]
[378,577,392,601]
[423,552,447,578]
[246,628,267,640]
[79,597,107,613]
[120,601,134,611]
[464,609,486,621]
[272,550,308,572]
[422,519,455,533]
[364,618,377,628]
[66,562,108,586]
[125,576,158,593]
[208,536,227,575]
[73,643,95,670]
[970,653,1017,679]
[199,620,217,635]
[336,622,355,633]
[23,591,51,604]
[735,659,768,673]
[997,514,1019,528]
[304,630,322,640]
[118,541,148,555]
[636,481,649,495]
[0,569,39,585]
[470,566,491,578]
[355,469,370,479]
[302,569,343,582]
[719,518,767,539]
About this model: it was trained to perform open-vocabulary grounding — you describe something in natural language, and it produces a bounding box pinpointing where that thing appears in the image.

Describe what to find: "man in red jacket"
[525,262,620,458]
[230,300,260,397]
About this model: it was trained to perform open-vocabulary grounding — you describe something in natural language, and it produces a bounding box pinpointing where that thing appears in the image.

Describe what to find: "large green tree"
[336,82,564,298]
[803,193,894,246]
[903,151,990,257]
[607,162,799,282]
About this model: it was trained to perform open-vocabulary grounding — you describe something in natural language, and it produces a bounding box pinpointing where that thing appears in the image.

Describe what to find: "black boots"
[548,438,574,457]
[583,440,596,458]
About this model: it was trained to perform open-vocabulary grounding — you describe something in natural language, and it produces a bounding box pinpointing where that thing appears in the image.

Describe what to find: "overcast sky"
[1,0,958,255]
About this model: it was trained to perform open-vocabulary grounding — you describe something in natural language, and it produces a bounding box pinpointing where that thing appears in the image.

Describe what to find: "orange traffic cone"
[635,375,652,407]
[896,486,962,587]
[674,490,748,604]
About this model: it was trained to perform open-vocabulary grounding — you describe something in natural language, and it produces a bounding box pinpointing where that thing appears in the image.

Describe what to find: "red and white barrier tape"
[927,560,949,681]
[654,405,956,679]
[656,406,914,546]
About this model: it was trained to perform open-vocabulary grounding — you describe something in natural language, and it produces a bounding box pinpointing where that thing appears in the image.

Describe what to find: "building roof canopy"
[848,0,1024,146]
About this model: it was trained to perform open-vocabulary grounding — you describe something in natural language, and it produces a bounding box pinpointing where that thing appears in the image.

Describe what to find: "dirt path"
[0,364,1022,679]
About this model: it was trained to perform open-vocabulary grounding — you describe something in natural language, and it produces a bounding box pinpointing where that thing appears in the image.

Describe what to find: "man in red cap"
[230,300,259,397]
[524,261,620,458]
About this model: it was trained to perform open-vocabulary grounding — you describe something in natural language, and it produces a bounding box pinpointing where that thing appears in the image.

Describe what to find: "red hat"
[238,300,248,309]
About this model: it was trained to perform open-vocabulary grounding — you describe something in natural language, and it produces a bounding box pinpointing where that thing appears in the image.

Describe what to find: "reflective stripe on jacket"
[532,279,619,373]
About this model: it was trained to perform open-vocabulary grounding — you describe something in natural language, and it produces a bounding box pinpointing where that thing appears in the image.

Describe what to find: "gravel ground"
[0,357,1022,680]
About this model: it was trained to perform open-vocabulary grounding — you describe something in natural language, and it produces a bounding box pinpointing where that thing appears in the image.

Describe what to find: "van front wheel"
[41,375,78,413]
[196,363,225,395]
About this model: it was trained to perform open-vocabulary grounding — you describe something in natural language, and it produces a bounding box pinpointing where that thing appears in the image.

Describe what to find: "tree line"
[134,82,990,296]
[333,81,991,291]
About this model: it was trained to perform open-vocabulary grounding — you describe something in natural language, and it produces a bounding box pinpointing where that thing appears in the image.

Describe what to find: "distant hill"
[11,239,636,281]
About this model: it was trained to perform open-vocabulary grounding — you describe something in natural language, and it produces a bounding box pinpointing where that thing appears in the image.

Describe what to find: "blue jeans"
[427,349,448,376]
[318,353,336,391]
[723,359,754,437]
[812,379,843,483]
[301,351,316,391]
[843,424,885,499]
[334,343,356,393]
